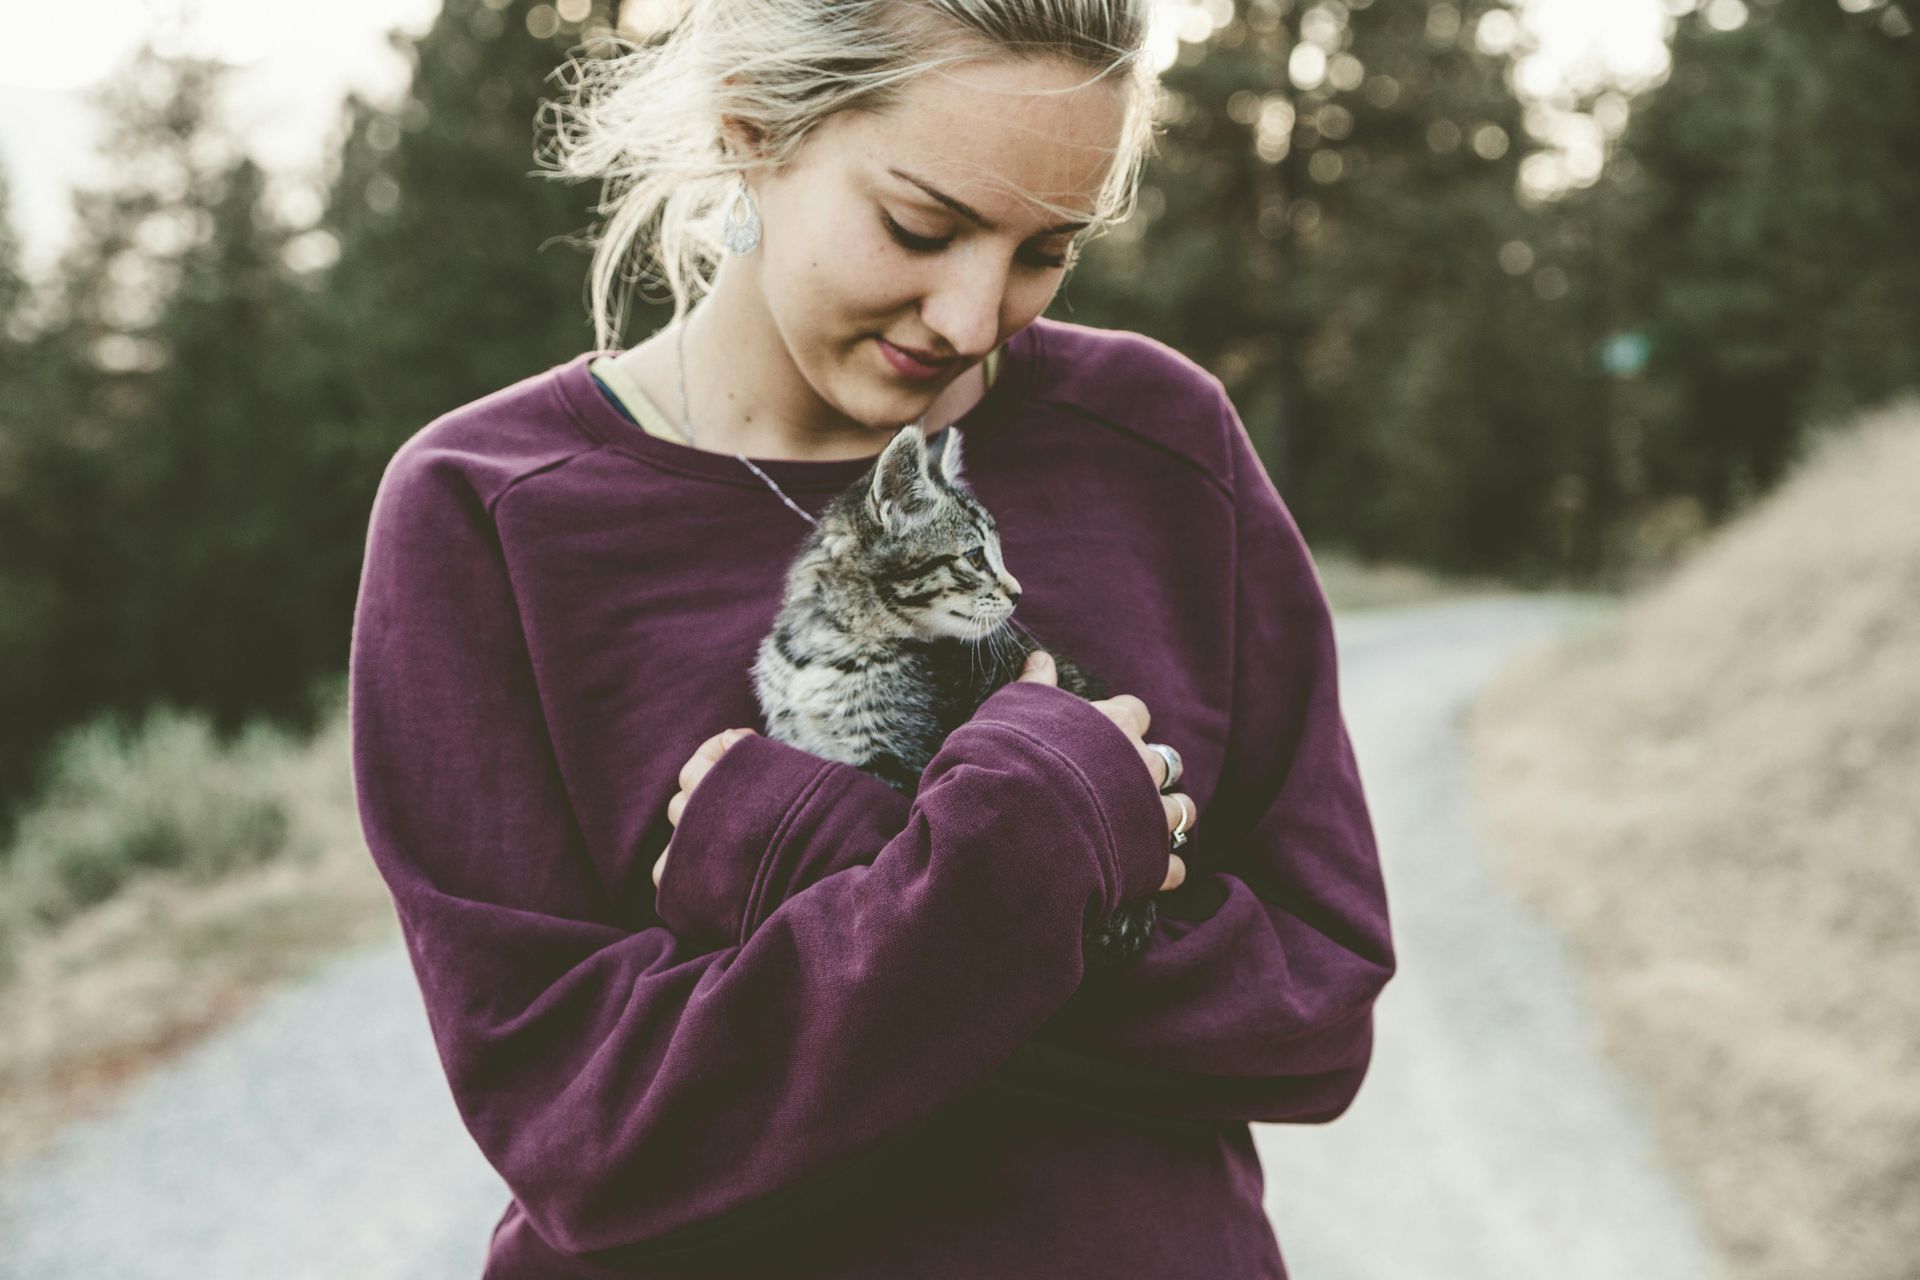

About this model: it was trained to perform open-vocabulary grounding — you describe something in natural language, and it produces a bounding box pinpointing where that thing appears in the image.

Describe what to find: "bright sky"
[0,0,1670,278]
[0,0,441,276]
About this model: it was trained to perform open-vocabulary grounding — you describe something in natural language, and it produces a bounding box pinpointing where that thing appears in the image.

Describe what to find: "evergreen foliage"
[0,0,1915,834]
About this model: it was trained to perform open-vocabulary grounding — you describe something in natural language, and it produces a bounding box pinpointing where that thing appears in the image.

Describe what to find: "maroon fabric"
[348,316,1397,1277]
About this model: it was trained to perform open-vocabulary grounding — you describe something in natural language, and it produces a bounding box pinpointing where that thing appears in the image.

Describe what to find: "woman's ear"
[717,100,768,162]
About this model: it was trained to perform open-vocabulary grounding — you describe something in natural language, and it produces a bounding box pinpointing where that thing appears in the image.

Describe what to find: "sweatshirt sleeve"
[653,382,1399,1133]
[347,439,1173,1266]
[651,732,913,951]
[992,397,1398,1129]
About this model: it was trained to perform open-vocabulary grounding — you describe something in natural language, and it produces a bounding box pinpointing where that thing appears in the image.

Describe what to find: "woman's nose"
[921,259,1008,359]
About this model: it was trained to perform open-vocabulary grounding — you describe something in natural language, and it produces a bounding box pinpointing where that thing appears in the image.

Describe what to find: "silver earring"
[722,175,761,254]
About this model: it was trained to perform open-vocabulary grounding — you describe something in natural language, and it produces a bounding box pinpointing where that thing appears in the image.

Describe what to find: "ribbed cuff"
[653,734,829,949]
[754,759,913,927]
[653,734,916,949]
[964,681,1172,911]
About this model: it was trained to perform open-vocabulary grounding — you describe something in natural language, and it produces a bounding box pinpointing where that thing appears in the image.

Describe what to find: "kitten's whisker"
[978,615,1003,690]
[991,621,1019,684]
[965,617,986,688]
[1002,619,1038,673]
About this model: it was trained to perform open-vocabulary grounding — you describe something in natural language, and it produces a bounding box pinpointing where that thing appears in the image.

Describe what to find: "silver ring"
[1169,793,1193,850]
[1144,741,1183,794]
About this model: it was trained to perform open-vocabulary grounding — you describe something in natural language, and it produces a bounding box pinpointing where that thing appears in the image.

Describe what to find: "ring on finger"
[1169,792,1193,850]
[1144,741,1183,793]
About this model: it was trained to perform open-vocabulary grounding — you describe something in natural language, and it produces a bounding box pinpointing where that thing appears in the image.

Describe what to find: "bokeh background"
[0,2,1913,1277]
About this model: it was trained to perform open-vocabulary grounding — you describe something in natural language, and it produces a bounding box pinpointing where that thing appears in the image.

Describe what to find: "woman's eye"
[883,212,950,253]
[883,212,1071,271]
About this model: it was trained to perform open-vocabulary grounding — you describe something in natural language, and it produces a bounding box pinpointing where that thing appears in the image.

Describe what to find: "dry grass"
[1314,549,1508,611]
[1468,400,1920,1280]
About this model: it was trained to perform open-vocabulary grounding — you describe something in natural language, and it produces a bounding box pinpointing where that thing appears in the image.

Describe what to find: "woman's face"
[736,56,1126,433]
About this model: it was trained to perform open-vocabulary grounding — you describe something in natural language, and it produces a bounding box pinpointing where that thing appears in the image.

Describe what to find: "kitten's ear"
[933,427,966,488]
[868,423,934,534]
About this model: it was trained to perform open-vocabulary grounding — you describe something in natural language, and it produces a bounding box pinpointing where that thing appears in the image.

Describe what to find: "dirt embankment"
[1469,402,1920,1280]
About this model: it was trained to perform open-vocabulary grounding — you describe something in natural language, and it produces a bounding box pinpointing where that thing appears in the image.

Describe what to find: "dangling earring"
[722,175,761,255]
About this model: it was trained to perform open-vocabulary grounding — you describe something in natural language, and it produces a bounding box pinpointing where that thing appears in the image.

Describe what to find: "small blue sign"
[1601,331,1652,378]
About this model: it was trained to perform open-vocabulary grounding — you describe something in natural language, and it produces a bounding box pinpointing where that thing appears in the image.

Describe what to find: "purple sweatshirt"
[348,315,1397,1278]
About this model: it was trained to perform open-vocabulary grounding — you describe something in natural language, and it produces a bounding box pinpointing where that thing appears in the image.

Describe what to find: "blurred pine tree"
[0,44,254,827]
[0,169,26,336]
[315,0,621,458]
[1612,0,1920,520]
[1068,0,1595,578]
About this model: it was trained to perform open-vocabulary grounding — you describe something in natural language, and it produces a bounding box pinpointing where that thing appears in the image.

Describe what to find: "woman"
[349,2,1397,1277]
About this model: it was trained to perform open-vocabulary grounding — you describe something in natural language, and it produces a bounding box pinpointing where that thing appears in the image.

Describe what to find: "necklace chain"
[674,304,928,529]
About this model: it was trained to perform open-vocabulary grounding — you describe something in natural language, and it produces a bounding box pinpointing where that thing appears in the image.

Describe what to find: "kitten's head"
[816,423,1022,642]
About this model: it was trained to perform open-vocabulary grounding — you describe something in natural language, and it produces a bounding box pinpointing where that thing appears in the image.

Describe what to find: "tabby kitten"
[751,422,1158,969]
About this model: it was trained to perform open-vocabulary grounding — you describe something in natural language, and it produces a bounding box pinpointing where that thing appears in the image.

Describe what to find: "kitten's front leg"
[1083,898,1158,971]
[862,751,922,796]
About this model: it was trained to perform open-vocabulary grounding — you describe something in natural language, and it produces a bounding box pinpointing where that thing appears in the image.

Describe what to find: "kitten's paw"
[1081,897,1157,972]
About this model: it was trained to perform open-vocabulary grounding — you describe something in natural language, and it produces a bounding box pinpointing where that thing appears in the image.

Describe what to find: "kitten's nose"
[1001,572,1021,604]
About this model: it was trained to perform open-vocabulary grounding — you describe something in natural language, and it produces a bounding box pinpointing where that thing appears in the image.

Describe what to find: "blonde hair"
[535,0,1163,352]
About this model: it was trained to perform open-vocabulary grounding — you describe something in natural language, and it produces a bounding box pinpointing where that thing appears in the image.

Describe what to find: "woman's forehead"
[836,64,1123,214]
[880,163,1094,236]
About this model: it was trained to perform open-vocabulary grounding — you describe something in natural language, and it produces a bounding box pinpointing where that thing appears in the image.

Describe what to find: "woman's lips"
[876,337,953,381]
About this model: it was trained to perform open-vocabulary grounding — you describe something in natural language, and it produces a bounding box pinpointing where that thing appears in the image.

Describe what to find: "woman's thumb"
[1019,649,1057,685]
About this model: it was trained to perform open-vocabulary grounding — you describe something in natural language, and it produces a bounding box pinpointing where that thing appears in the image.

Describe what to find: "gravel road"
[1260,594,1723,1280]
[0,594,1725,1279]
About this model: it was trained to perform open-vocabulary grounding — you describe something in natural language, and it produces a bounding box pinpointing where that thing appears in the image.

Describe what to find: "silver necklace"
[674,306,928,529]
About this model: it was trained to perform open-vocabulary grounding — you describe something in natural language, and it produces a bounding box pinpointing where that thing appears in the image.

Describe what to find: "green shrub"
[0,703,327,939]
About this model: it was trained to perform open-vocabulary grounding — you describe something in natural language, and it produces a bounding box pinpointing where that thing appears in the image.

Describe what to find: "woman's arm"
[659,382,1399,1131]
[350,439,1172,1267]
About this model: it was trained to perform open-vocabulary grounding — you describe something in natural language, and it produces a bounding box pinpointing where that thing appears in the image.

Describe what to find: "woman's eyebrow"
[885,166,1091,236]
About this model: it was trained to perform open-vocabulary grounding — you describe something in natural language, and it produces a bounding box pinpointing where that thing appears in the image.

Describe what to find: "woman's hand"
[652,651,1194,895]
[1017,650,1190,893]
[654,727,758,888]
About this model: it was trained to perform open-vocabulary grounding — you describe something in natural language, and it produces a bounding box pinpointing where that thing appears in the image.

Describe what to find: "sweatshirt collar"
[554,320,1045,493]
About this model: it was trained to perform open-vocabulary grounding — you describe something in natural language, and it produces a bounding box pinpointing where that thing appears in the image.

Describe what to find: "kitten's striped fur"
[752,423,1158,968]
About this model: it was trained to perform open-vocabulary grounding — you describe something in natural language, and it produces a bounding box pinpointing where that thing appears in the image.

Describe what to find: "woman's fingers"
[1018,649,1058,685]
[1138,740,1171,788]
[1163,792,1197,842]
[1074,687,1196,859]
[667,729,757,831]
[679,727,750,792]
[677,736,719,792]
[1162,793,1194,892]
[1163,852,1187,893]
[1083,694,1167,788]
[1085,692,1149,740]
[657,728,755,890]
[1009,659,1192,894]
[1019,653,1150,744]
[1109,693,1150,738]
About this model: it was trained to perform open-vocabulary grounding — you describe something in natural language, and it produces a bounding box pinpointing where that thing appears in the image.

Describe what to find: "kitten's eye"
[963,546,990,572]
